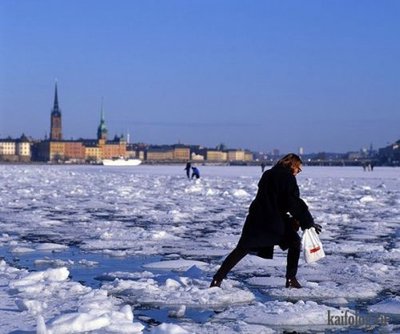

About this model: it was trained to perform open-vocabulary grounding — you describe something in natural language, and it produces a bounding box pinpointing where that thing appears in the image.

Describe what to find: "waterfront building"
[172,145,190,161]
[99,135,127,159]
[84,143,101,162]
[227,149,245,161]
[64,141,86,161]
[127,143,146,160]
[146,146,174,161]
[191,152,205,161]
[0,138,16,156]
[0,135,31,162]
[244,150,253,161]
[378,139,400,165]
[206,150,228,162]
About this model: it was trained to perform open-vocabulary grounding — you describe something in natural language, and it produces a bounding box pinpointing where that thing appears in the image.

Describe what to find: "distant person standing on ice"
[184,161,191,178]
[210,153,322,289]
[191,166,200,179]
[261,161,266,173]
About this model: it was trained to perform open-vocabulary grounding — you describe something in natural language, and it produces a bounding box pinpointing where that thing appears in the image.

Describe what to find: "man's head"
[276,153,303,176]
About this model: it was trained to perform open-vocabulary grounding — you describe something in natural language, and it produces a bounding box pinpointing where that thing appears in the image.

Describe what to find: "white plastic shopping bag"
[301,227,325,263]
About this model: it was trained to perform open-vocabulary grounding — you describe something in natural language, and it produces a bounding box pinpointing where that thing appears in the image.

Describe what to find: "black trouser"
[213,230,301,280]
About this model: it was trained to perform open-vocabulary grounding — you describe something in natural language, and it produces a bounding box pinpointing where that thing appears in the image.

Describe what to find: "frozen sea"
[0,164,399,333]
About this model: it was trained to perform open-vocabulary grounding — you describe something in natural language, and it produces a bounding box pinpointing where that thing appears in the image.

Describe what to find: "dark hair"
[276,153,302,170]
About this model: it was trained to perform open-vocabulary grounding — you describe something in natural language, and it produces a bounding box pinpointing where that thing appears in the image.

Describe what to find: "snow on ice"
[0,165,399,333]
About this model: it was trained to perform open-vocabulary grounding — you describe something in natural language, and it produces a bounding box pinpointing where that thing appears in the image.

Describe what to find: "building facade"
[206,150,228,161]
[172,145,190,161]
[0,135,31,161]
[378,140,400,165]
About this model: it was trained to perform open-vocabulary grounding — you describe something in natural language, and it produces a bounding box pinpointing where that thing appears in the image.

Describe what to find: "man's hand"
[313,223,322,234]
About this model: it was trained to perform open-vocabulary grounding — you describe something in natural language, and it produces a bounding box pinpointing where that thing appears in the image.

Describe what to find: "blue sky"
[1,0,399,153]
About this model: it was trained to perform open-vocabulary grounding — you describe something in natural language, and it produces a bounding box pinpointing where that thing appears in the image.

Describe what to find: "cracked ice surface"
[0,165,399,333]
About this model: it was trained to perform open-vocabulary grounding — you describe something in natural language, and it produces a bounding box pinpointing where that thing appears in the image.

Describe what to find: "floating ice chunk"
[105,321,145,333]
[34,258,73,268]
[151,323,190,334]
[45,312,112,333]
[103,249,129,257]
[36,315,47,334]
[206,188,217,196]
[0,259,22,276]
[330,241,385,254]
[269,281,382,300]
[97,271,155,281]
[369,296,400,315]
[360,195,375,203]
[36,243,68,251]
[11,267,70,290]
[232,189,250,197]
[171,210,191,222]
[78,259,98,267]
[168,305,186,318]
[179,321,275,334]
[165,278,181,289]
[42,290,144,333]
[105,277,255,309]
[246,276,284,288]
[184,184,202,193]
[143,259,209,271]
[0,233,12,244]
[11,246,35,253]
[15,298,46,314]
[100,231,113,239]
[214,300,353,326]
[323,297,349,305]
[38,220,64,227]
[152,230,179,240]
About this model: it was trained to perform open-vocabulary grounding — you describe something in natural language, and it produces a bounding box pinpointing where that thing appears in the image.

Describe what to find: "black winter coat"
[238,165,314,251]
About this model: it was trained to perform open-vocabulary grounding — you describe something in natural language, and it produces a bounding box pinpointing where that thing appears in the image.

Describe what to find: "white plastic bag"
[301,227,325,263]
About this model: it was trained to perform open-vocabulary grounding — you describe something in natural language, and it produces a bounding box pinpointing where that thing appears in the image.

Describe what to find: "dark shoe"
[210,277,222,288]
[285,277,302,289]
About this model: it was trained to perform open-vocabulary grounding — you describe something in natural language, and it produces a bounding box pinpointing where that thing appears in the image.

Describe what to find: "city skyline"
[1,1,399,153]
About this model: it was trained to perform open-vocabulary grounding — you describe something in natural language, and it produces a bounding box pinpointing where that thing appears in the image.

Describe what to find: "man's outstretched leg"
[210,246,248,287]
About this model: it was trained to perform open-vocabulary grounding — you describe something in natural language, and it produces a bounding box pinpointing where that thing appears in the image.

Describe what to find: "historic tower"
[50,83,62,141]
[97,100,108,141]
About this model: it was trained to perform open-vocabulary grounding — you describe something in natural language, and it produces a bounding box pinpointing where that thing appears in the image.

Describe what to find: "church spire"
[50,81,62,140]
[97,97,108,141]
[100,97,105,122]
[53,82,59,111]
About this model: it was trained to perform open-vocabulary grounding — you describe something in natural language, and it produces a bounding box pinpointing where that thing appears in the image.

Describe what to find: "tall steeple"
[50,81,62,140]
[53,82,60,113]
[97,98,108,140]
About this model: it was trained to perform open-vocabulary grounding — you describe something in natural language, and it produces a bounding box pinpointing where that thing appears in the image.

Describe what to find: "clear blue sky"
[1,0,399,153]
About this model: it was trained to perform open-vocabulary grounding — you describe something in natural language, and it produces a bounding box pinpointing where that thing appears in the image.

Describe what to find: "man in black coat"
[184,161,191,178]
[210,153,322,288]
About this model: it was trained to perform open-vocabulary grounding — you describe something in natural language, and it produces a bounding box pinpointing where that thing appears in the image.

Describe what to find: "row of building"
[0,135,254,164]
[0,84,253,164]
